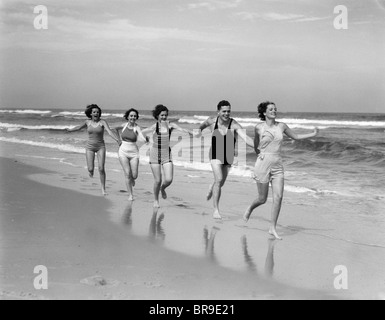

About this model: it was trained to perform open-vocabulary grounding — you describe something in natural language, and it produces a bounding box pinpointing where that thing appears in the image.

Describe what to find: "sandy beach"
[0,140,384,300]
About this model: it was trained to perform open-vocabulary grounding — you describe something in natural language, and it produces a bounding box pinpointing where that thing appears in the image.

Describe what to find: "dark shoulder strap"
[156,122,160,135]
[228,118,233,129]
[214,117,219,129]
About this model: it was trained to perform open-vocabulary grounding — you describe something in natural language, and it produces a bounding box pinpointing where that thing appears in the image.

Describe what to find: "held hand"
[314,127,319,136]
[193,130,202,138]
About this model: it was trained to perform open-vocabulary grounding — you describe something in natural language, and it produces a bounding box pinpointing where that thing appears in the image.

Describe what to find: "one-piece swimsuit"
[86,121,105,152]
[149,122,173,165]
[254,122,284,183]
[119,124,139,160]
[209,117,236,166]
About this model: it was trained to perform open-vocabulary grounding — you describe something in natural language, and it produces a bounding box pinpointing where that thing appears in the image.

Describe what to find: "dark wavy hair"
[84,104,102,119]
[124,108,139,120]
[217,100,231,111]
[152,104,169,120]
[257,101,275,121]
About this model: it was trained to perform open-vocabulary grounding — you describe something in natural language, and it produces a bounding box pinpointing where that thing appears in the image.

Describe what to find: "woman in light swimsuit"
[115,108,148,201]
[197,100,254,219]
[243,101,319,240]
[66,104,120,195]
[142,104,194,208]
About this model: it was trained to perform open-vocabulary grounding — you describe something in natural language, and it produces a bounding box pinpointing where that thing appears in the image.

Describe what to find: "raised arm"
[233,120,254,148]
[254,125,261,155]
[199,117,214,132]
[66,122,87,132]
[136,126,149,143]
[283,123,319,140]
[141,123,156,136]
[193,117,215,137]
[101,120,120,143]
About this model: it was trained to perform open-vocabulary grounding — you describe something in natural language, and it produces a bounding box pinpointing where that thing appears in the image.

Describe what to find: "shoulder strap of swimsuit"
[228,118,233,129]
[156,122,160,135]
[214,117,219,130]
[122,123,129,132]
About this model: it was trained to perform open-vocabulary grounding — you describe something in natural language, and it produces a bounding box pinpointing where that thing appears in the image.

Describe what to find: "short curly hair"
[152,104,169,120]
[257,101,275,121]
[124,108,139,120]
[217,100,231,111]
[84,104,102,119]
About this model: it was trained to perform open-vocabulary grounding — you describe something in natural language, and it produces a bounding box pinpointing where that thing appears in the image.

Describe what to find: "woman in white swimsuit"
[115,108,148,200]
[243,101,319,240]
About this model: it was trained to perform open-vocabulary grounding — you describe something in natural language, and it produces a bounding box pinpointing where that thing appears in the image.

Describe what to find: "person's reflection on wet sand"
[203,226,219,263]
[149,207,165,243]
[241,235,277,278]
[241,235,257,273]
[122,201,133,228]
[264,239,276,278]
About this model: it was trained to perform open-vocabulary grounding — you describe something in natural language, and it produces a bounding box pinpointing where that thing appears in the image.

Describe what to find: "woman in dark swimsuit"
[142,105,194,208]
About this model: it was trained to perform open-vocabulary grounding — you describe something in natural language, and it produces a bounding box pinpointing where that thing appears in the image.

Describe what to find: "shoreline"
[1,141,384,300]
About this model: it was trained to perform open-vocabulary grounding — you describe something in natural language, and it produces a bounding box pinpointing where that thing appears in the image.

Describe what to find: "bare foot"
[269,227,282,240]
[102,190,108,196]
[89,171,94,178]
[243,207,252,222]
[160,186,167,199]
[206,185,213,201]
[128,195,134,201]
[153,201,160,208]
[213,210,222,220]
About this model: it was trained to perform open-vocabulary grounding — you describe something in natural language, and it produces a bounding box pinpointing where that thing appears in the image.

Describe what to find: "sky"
[0,0,384,113]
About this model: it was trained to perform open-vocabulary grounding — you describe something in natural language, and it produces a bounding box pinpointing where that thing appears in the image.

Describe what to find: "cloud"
[187,0,242,11]
[376,0,385,10]
[236,11,328,23]
[1,12,244,52]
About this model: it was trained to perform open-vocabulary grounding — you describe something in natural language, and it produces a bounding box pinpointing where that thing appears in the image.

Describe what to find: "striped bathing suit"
[118,124,139,160]
[253,123,284,183]
[86,121,105,152]
[149,122,173,165]
[209,117,236,166]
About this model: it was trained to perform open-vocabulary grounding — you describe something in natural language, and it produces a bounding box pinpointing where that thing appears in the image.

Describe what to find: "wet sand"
[1,141,384,300]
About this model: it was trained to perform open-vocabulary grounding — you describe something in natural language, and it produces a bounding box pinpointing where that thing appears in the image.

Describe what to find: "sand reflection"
[241,235,277,278]
[148,208,166,243]
[203,226,220,263]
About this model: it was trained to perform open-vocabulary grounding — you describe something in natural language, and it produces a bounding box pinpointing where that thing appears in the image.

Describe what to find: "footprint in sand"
[80,275,120,288]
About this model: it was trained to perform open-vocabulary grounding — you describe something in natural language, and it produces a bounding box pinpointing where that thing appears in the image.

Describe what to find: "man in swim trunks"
[197,100,254,219]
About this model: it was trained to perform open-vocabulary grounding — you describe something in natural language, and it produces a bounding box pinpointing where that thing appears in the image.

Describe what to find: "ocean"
[1,108,385,219]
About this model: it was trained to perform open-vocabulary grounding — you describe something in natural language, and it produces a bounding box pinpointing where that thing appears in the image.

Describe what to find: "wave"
[52,111,155,120]
[0,137,119,159]
[0,122,70,131]
[178,115,385,128]
[284,137,385,163]
[0,109,52,114]
[0,137,362,199]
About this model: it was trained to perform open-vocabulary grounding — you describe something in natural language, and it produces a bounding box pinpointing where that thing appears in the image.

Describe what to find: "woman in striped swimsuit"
[115,108,148,201]
[66,104,120,196]
[142,105,194,208]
